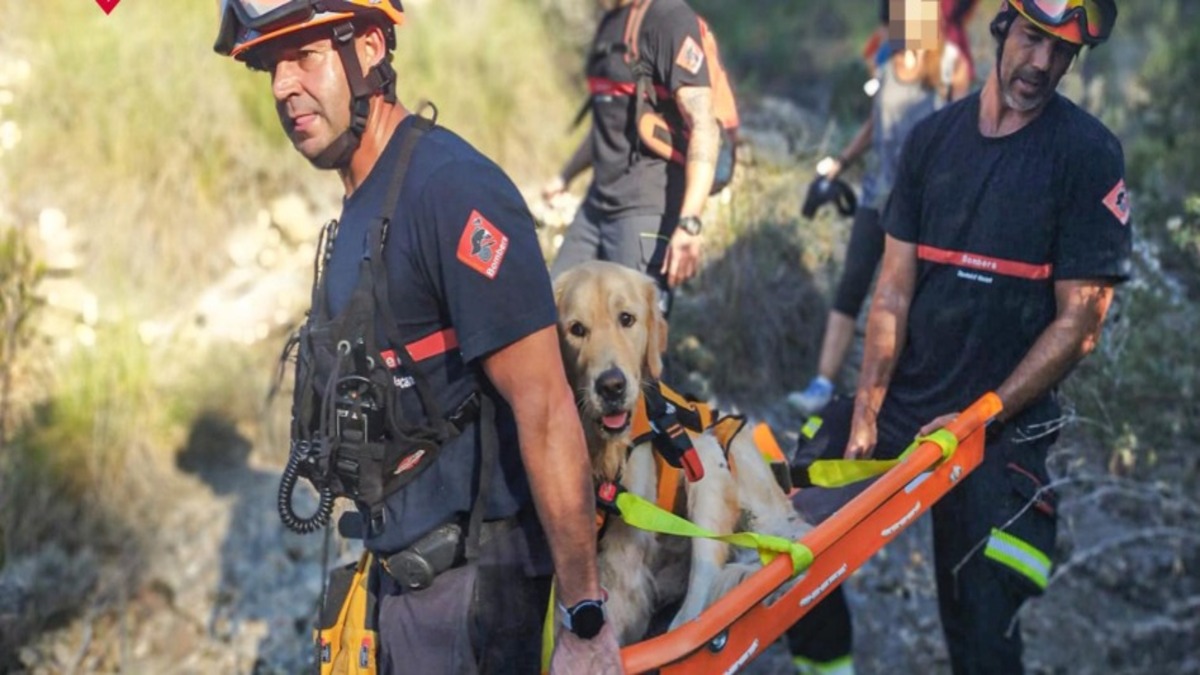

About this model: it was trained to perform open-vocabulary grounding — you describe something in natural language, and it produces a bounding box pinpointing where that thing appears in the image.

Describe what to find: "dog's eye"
[619,312,636,328]
[568,321,589,338]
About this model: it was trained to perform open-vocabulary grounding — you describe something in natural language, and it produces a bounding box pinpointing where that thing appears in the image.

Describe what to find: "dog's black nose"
[595,368,627,403]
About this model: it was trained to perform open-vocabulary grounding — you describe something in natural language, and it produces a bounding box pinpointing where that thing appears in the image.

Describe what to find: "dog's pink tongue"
[602,412,629,429]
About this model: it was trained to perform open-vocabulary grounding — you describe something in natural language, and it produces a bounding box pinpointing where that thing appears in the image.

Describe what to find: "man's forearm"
[994,282,1113,422]
[519,387,602,606]
[855,238,917,414]
[855,282,909,414]
[676,87,719,218]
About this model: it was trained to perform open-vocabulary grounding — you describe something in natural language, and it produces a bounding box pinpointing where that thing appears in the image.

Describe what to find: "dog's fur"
[553,261,809,644]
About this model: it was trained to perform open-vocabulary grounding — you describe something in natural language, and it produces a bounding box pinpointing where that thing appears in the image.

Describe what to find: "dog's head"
[553,261,667,445]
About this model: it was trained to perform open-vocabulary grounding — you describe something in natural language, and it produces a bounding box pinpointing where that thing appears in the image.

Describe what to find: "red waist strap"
[587,76,672,102]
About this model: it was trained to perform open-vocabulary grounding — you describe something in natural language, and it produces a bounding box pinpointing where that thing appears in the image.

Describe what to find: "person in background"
[789,0,971,415]
[543,0,721,319]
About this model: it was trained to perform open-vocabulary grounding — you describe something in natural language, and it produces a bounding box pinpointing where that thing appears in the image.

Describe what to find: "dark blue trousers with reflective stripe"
[788,398,1059,674]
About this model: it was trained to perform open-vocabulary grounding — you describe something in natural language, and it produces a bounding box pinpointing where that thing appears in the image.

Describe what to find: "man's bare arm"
[993,278,1115,422]
[847,235,918,458]
[481,325,600,606]
[675,84,719,218]
[660,85,718,287]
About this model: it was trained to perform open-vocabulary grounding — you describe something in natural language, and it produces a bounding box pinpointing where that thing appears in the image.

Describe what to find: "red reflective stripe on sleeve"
[379,328,459,366]
[917,245,1053,280]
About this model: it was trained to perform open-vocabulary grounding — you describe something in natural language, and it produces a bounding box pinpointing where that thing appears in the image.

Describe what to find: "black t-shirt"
[881,93,1132,429]
[584,0,710,217]
[325,115,557,557]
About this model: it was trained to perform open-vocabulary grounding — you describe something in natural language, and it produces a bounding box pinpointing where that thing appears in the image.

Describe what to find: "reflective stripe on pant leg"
[792,654,855,675]
[984,528,1051,591]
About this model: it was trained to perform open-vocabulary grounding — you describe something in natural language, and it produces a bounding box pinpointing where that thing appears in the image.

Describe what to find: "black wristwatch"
[559,597,607,639]
[678,215,703,236]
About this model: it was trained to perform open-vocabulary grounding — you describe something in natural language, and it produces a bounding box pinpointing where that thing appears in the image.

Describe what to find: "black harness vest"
[277,114,495,554]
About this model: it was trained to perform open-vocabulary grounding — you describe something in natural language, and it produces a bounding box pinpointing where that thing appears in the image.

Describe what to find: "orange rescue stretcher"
[618,392,1003,673]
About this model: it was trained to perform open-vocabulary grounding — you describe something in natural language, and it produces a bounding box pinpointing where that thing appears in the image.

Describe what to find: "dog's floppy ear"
[642,275,668,380]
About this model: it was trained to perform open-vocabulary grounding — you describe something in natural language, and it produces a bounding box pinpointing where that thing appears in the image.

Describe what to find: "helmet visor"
[215,0,319,54]
[1021,0,1115,45]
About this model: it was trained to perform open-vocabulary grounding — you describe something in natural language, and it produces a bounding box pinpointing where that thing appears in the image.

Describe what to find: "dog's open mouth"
[599,410,632,435]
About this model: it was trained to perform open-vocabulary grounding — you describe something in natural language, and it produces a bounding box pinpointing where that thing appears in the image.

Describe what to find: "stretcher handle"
[619,392,1003,673]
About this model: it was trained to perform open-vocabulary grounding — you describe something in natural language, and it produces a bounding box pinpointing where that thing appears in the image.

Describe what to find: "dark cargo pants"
[549,205,676,318]
[787,397,1059,674]
[376,516,552,675]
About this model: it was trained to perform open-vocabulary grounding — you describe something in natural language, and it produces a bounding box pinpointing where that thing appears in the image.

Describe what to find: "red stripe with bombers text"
[917,245,1052,280]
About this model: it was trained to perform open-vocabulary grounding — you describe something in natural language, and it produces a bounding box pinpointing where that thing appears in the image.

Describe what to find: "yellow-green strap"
[802,428,960,488]
[613,491,814,576]
[540,583,556,674]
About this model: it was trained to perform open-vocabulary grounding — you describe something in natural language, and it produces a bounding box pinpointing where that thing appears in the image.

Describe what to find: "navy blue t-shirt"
[585,0,711,217]
[324,115,557,555]
[880,92,1132,430]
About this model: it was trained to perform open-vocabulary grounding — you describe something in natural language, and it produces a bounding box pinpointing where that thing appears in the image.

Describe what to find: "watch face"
[569,602,605,639]
[679,216,702,236]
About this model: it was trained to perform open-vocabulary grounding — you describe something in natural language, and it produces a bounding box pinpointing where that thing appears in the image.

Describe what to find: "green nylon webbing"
[613,491,814,577]
[803,428,959,488]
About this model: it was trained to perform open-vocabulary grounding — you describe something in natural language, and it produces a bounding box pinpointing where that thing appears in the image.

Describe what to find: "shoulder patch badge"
[1102,178,1131,226]
[675,35,705,75]
[457,209,510,279]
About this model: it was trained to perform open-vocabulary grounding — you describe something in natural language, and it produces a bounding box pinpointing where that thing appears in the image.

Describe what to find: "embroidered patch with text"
[1102,178,1131,226]
[457,209,509,279]
[675,35,705,75]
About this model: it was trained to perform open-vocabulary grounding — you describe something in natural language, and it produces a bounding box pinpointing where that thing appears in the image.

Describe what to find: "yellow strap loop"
[802,427,960,488]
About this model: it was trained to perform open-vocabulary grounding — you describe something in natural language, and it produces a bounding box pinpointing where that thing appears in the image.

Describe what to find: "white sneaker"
[787,377,834,414]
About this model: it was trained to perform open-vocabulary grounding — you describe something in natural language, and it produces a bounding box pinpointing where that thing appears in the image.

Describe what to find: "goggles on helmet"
[1013,0,1116,46]
[214,0,404,57]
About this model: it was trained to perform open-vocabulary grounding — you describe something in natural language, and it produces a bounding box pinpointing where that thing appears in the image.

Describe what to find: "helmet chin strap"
[311,21,399,171]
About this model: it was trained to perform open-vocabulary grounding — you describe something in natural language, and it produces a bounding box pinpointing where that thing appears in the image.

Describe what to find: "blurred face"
[998,14,1079,112]
[889,0,940,51]
[252,32,353,164]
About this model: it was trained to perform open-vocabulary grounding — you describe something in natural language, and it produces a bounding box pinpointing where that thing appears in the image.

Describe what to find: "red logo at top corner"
[675,36,705,75]
[456,209,510,279]
[95,0,121,15]
[1103,178,1131,226]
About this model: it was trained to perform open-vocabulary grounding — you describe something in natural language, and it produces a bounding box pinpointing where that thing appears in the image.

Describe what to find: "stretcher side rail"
[620,393,1003,674]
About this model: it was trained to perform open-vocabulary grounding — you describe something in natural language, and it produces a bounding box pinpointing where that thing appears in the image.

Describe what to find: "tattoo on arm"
[677,86,719,166]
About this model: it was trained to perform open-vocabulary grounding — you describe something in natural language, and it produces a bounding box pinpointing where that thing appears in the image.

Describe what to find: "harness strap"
[641,380,705,481]
[791,428,960,489]
[367,111,451,435]
[464,394,497,561]
[596,481,813,577]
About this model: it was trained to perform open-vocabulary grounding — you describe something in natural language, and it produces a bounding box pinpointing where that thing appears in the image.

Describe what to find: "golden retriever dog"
[553,260,809,644]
